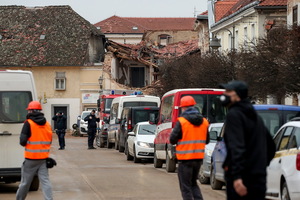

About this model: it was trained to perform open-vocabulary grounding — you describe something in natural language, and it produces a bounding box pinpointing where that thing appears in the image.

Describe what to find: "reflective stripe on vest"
[25,119,52,159]
[176,117,209,160]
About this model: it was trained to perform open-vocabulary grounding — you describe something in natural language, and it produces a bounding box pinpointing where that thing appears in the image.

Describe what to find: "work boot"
[88,147,96,149]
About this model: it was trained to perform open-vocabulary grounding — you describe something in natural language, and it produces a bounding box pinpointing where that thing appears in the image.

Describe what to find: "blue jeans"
[56,129,65,148]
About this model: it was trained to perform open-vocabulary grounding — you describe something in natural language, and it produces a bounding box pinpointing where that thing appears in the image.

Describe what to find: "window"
[278,127,294,151]
[257,111,281,136]
[289,127,300,148]
[159,34,172,45]
[235,30,239,51]
[123,102,158,107]
[285,110,300,122]
[251,24,256,45]
[138,124,156,135]
[228,33,232,50]
[104,98,113,114]
[160,95,174,123]
[110,103,119,121]
[244,27,248,50]
[0,91,32,123]
[55,72,66,90]
[133,109,158,125]
[293,5,298,25]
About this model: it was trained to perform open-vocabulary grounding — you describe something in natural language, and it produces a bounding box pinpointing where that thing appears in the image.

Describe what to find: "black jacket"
[170,107,210,146]
[20,112,47,146]
[223,99,276,180]
[84,114,100,129]
[52,115,67,130]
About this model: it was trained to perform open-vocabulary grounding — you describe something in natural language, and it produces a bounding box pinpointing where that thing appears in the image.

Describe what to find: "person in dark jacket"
[52,111,67,150]
[84,110,100,149]
[170,96,210,200]
[219,80,276,200]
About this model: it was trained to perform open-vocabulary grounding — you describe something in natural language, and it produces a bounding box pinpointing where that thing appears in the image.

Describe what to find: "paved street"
[0,133,225,200]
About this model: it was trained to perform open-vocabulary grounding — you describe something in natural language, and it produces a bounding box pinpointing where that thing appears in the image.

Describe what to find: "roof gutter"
[211,1,259,28]
[255,6,287,10]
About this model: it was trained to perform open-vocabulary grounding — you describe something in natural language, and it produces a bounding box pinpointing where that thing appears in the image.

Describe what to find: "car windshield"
[124,102,158,107]
[257,111,280,136]
[181,94,227,123]
[104,98,113,114]
[0,91,32,123]
[81,112,90,119]
[133,109,159,125]
[138,124,156,135]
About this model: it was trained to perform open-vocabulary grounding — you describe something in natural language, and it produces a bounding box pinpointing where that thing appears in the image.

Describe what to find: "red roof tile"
[259,0,287,6]
[94,16,195,34]
[215,0,238,22]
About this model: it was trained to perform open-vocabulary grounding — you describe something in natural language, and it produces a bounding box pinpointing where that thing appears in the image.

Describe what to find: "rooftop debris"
[106,39,200,68]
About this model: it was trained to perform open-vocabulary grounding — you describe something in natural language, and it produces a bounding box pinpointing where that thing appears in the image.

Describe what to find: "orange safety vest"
[176,117,209,160]
[24,119,52,159]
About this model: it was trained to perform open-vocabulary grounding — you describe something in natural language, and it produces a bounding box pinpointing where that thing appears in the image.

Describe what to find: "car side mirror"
[149,113,157,125]
[128,132,135,136]
[209,131,218,141]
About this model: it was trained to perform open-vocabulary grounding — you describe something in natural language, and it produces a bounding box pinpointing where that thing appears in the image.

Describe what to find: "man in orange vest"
[16,101,53,200]
[170,96,209,200]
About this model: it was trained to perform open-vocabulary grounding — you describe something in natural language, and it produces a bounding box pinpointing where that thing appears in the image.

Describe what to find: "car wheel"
[154,149,163,168]
[210,165,223,190]
[125,142,133,161]
[199,163,210,184]
[133,145,141,163]
[119,139,125,153]
[99,137,105,148]
[114,136,119,150]
[281,182,291,200]
[166,151,176,173]
[29,176,39,191]
[107,140,113,149]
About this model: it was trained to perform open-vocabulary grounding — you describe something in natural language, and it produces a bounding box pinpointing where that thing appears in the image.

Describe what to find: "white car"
[266,118,300,200]
[125,122,156,163]
[79,111,90,136]
[199,123,224,184]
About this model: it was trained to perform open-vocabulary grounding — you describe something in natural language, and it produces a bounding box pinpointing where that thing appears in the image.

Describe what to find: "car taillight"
[297,153,300,171]
[128,119,132,131]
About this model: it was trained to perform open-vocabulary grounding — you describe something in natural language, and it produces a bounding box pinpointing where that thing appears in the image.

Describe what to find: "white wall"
[42,98,80,130]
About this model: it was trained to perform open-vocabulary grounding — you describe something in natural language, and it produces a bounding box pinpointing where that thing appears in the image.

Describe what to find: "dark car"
[117,106,159,152]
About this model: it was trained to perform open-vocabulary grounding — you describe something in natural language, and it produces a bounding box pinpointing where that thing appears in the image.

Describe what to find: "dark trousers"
[225,174,266,200]
[177,160,203,200]
[56,130,65,148]
[88,128,96,147]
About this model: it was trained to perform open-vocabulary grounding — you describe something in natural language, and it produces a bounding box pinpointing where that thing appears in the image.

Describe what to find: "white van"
[0,70,39,190]
[107,95,160,149]
[79,111,90,136]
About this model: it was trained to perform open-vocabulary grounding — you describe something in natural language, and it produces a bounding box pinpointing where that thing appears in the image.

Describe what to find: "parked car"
[151,88,227,173]
[107,95,160,149]
[0,70,39,191]
[118,106,159,153]
[125,122,156,163]
[199,123,224,184]
[266,118,300,200]
[79,111,90,136]
[210,104,300,190]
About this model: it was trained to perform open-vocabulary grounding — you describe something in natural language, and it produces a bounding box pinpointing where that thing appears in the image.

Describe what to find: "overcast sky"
[0,0,207,24]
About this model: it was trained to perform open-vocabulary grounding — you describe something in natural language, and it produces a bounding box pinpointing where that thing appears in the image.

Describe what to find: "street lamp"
[98,75,104,90]
[209,37,222,51]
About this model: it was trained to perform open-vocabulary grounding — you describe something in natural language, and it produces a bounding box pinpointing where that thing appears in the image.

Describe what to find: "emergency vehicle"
[151,88,226,172]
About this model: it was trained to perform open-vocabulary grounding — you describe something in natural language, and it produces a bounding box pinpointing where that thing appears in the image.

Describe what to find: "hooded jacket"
[20,112,47,146]
[52,114,66,130]
[84,113,100,129]
[223,99,276,180]
[170,107,210,147]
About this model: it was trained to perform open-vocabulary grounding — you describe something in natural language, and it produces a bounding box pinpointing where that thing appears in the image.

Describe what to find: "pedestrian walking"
[219,80,276,200]
[84,110,100,149]
[16,101,53,200]
[170,96,209,200]
[52,111,67,150]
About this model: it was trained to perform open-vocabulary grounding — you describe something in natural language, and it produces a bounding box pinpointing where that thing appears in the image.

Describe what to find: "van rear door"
[0,71,36,179]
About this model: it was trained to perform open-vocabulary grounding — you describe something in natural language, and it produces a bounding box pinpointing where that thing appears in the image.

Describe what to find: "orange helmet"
[180,96,196,107]
[26,101,42,110]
